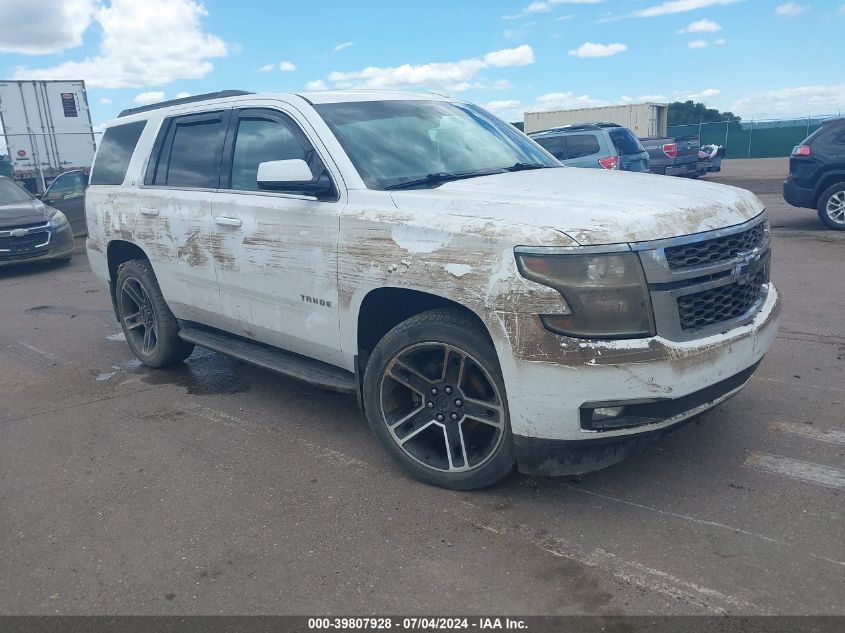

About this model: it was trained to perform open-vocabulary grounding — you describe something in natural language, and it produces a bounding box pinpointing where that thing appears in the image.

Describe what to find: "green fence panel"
[668,118,833,159]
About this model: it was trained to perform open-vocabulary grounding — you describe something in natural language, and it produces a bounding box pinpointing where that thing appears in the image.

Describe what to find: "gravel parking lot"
[1,159,843,616]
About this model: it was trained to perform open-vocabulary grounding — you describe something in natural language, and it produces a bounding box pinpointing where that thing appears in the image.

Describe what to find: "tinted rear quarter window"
[565,134,600,159]
[90,121,146,185]
[608,128,644,156]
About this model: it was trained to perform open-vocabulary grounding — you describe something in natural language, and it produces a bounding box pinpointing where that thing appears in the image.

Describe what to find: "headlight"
[49,210,69,228]
[516,250,655,339]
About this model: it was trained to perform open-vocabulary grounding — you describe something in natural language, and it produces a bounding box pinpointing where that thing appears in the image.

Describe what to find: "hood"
[390,167,765,245]
[0,199,51,230]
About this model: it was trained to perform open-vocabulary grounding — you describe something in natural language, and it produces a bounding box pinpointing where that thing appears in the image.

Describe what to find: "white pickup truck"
[86,90,780,489]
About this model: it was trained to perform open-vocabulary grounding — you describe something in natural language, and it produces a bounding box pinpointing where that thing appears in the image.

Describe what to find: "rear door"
[562,133,603,168]
[42,170,88,235]
[211,106,344,366]
[138,110,230,329]
[608,128,650,173]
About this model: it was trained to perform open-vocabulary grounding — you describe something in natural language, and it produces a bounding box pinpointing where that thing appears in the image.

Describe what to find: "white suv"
[86,90,780,489]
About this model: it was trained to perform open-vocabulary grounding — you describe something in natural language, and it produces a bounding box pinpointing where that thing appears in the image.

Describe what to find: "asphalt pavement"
[1,160,843,615]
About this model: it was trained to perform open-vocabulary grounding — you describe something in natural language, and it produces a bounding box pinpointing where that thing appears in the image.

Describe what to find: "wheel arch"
[355,287,495,373]
[106,240,151,311]
[813,169,845,207]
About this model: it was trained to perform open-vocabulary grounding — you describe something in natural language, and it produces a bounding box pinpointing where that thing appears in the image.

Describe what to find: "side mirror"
[256,159,333,197]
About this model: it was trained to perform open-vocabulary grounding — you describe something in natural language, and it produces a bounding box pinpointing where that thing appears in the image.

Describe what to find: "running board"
[177,323,356,394]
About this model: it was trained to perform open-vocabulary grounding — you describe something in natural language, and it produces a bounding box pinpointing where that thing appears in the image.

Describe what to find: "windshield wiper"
[503,162,547,172]
[384,171,497,190]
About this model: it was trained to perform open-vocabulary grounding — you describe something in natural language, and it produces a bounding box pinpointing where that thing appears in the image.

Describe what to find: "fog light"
[593,406,626,420]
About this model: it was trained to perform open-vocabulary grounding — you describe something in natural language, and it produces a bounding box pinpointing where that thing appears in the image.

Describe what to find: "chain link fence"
[668,114,841,160]
[0,130,101,194]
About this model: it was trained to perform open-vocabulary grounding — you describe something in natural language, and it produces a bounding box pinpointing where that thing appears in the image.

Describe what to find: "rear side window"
[90,121,146,185]
[565,134,600,159]
[534,136,566,160]
[146,111,228,188]
[608,129,644,156]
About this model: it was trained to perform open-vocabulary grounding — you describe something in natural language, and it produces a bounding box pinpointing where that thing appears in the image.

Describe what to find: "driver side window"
[230,115,315,191]
[45,171,87,201]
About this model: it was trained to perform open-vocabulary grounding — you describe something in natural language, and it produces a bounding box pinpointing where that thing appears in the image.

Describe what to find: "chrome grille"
[664,222,765,269]
[677,260,770,330]
[635,214,771,342]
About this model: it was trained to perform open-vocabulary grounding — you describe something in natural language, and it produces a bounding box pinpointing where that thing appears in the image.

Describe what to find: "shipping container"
[524,103,668,137]
[0,79,96,194]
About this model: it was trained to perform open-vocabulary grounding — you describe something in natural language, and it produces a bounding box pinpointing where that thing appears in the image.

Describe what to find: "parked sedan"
[40,169,89,237]
[0,175,74,267]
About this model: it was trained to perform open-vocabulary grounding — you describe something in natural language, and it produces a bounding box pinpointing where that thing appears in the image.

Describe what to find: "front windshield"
[0,178,34,205]
[314,100,559,190]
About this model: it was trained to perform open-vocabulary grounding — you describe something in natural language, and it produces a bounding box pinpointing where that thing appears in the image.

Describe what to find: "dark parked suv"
[783,117,845,230]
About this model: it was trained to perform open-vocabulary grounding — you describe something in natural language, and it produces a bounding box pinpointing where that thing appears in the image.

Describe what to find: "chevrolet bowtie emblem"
[9,228,28,237]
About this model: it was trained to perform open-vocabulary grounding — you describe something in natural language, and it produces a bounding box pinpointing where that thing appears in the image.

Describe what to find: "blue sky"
[1,0,843,127]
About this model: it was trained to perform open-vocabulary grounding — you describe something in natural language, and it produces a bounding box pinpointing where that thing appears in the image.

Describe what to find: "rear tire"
[115,259,194,367]
[817,183,845,230]
[362,309,515,490]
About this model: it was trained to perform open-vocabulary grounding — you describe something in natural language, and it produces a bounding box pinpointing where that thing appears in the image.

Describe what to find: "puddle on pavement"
[96,350,250,394]
[28,304,114,318]
[137,349,251,395]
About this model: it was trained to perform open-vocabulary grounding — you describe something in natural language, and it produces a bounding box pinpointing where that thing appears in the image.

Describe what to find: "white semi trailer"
[0,79,96,194]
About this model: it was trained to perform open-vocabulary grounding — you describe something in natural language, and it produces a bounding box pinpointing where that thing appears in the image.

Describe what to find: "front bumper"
[783,177,814,209]
[514,360,760,476]
[0,222,74,267]
[497,284,780,473]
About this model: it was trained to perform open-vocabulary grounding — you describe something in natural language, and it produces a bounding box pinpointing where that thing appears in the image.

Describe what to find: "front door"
[42,170,88,236]
[211,107,343,366]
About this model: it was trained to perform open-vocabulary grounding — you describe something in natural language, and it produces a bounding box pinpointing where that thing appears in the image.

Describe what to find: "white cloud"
[334,41,354,52]
[98,97,112,105]
[840,4,845,15]
[304,79,328,90]
[568,42,627,58]
[633,0,741,18]
[688,39,709,48]
[504,0,604,20]
[175,92,191,99]
[679,88,721,101]
[714,37,726,44]
[775,2,806,17]
[730,84,845,118]
[322,45,535,91]
[483,45,535,66]
[12,0,228,89]
[259,61,297,72]
[484,100,524,121]
[677,18,722,33]
[134,91,166,105]
[0,0,96,55]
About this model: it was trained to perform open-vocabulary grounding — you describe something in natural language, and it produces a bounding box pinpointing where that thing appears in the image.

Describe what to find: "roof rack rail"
[117,90,254,118]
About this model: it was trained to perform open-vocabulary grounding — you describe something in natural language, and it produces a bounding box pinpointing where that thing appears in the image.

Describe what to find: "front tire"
[817,183,845,230]
[363,309,515,490]
[115,259,194,367]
